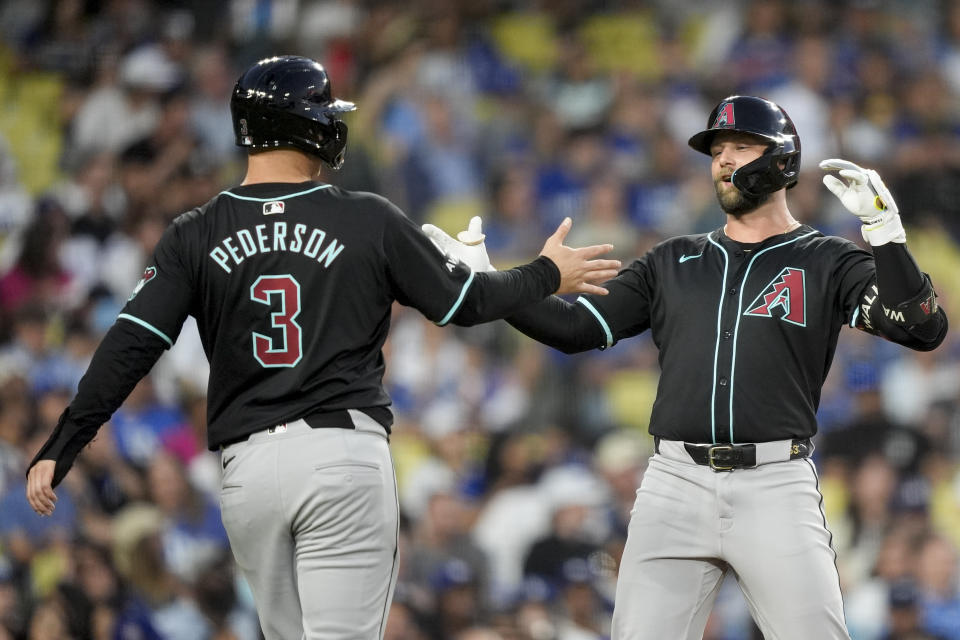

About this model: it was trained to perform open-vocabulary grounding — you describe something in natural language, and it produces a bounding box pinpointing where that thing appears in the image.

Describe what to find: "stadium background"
[0,0,958,638]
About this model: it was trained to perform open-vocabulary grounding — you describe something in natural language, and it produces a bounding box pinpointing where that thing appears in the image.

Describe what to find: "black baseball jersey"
[509,225,947,445]
[124,181,552,446]
[33,181,560,476]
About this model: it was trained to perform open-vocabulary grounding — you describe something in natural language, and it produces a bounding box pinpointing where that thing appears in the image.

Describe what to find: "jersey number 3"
[250,275,302,367]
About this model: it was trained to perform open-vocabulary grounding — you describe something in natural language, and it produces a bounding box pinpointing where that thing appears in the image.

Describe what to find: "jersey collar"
[713,223,812,251]
[223,181,330,201]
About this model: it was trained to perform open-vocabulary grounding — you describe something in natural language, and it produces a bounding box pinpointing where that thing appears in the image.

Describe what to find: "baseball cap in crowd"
[495,575,556,613]
[120,45,183,92]
[430,558,477,592]
[538,465,610,511]
[111,503,163,578]
[594,430,649,474]
[560,557,594,586]
[888,579,920,609]
[892,476,930,514]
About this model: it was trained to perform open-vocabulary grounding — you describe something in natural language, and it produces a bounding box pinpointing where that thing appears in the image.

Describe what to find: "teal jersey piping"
[219,184,332,202]
[436,271,476,326]
[118,313,173,347]
[728,231,817,442]
[576,297,613,348]
[706,234,730,444]
[849,306,860,328]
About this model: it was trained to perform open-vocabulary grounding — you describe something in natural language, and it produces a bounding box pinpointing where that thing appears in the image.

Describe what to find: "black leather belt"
[681,438,812,471]
[219,407,391,449]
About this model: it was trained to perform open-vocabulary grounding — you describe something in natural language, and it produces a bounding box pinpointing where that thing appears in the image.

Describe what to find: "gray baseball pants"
[219,414,399,640]
[611,440,849,639]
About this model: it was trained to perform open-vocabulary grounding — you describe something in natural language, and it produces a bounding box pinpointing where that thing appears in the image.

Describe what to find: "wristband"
[861,214,906,246]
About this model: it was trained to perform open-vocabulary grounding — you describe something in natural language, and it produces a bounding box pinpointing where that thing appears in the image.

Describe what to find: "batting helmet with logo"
[688,95,800,198]
[230,56,356,169]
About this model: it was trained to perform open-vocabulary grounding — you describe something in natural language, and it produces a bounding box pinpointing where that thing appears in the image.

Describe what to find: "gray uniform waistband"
[655,437,813,471]
[221,409,388,451]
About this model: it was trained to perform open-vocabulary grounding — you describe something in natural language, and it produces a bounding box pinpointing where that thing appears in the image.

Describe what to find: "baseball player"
[23,56,620,640]
[423,95,948,640]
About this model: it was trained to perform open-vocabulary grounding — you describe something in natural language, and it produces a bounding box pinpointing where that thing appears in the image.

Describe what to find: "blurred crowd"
[0,0,959,638]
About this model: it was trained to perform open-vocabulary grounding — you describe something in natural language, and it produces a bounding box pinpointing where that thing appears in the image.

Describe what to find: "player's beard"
[714,176,769,217]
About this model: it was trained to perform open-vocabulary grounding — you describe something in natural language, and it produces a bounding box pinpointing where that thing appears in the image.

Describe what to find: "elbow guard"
[878,273,939,328]
[857,274,941,338]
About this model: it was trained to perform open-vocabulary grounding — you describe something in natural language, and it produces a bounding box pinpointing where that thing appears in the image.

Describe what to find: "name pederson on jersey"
[121,181,482,448]
[576,225,882,444]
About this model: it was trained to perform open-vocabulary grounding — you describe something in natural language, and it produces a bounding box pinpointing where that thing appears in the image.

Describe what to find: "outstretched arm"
[411,216,619,327]
[505,296,607,354]
[424,217,647,351]
[446,218,620,326]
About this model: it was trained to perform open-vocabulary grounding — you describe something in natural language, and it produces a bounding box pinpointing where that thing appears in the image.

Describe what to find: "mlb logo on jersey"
[263,201,285,215]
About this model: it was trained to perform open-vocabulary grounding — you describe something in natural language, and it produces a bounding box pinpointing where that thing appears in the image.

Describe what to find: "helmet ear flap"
[730,147,800,198]
[316,120,348,170]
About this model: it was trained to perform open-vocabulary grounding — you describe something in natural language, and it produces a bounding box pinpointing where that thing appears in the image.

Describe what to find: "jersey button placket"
[714,258,741,441]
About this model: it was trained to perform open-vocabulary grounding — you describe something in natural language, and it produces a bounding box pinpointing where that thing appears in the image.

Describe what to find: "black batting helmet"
[688,95,800,198]
[231,56,356,169]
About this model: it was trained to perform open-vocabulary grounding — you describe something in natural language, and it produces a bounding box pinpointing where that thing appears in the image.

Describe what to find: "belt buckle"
[707,445,735,472]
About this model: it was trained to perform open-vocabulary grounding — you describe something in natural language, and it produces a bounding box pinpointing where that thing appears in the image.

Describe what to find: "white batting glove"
[819,158,906,245]
[422,216,496,272]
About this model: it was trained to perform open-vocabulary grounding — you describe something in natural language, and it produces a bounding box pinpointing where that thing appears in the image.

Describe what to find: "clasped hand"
[423,217,621,296]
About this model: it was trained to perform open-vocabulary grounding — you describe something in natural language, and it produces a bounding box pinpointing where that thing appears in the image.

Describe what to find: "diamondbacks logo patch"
[128,266,157,301]
[713,102,735,129]
[744,267,806,326]
[263,201,285,215]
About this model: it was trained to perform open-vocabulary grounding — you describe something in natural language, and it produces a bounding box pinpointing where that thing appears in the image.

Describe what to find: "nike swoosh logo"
[678,253,703,263]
